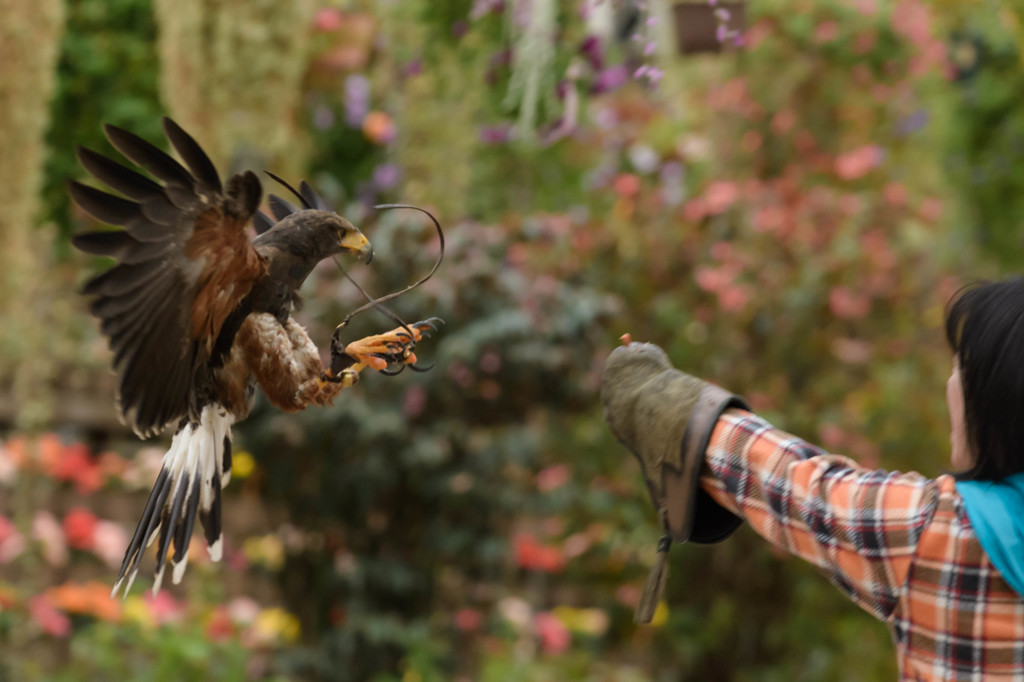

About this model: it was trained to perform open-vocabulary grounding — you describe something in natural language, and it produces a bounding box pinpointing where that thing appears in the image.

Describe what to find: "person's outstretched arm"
[702,408,940,619]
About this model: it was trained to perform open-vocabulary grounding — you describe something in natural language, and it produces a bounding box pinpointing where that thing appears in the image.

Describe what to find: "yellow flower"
[552,605,610,636]
[123,595,153,629]
[253,607,300,644]
[650,601,669,627]
[232,451,256,479]
[242,534,285,572]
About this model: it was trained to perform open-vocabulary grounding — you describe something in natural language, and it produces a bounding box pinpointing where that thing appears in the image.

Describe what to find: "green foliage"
[43,0,163,240]
[944,17,1024,267]
[50,622,258,682]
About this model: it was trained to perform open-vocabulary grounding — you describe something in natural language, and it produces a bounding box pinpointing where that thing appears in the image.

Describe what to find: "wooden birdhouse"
[673,1,747,54]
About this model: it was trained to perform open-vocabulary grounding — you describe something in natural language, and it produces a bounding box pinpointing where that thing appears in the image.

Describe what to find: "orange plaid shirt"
[701,409,1024,681]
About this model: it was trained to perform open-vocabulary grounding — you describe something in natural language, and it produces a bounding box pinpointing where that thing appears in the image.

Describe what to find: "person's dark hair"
[945,278,1024,480]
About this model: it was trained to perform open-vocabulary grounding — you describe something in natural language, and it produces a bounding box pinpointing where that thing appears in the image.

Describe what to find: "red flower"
[62,507,98,550]
[454,608,482,632]
[73,463,103,495]
[206,606,236,642]
[49,442,88,481]
[514,533,566,573]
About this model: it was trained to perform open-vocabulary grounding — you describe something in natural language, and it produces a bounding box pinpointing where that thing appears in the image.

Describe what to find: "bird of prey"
[70,117,440,597]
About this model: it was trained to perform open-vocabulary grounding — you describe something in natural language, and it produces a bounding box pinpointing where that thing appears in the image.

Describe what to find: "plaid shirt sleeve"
[700,408,941,620]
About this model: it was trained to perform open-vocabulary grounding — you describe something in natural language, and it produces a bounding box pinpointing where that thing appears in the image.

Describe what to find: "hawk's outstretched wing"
[70,117,267,437]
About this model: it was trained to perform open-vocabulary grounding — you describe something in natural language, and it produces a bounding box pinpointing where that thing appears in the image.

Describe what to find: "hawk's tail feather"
[111,405,235,599]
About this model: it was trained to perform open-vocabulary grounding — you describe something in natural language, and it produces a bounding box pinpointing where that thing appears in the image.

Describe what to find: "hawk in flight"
[70,118,439,597]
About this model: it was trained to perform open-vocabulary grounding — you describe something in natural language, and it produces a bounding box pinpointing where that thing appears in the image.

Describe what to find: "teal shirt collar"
[956,472,1024,599]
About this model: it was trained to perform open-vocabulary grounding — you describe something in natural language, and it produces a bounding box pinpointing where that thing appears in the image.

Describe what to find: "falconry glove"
[601,342,748,623]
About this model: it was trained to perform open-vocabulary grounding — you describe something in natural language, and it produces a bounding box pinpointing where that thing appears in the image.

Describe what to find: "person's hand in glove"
[600,337,748,622]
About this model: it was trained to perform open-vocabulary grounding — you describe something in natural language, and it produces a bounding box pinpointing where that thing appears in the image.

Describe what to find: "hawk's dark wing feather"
[71,117,267,437]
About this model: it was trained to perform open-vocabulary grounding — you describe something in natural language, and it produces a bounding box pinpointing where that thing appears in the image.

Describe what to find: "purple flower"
[897,110,930,136]
[372,163,401,190]
[479,125,513,145]
[401,59,423,79]
[343,74,370,127]
[452,20,469,39]
[471,0,505,19]
[591,65,628,94]
[580,35,604,71]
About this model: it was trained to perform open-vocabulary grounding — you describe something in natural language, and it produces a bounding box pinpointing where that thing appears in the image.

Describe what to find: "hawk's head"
[256,210,372,262]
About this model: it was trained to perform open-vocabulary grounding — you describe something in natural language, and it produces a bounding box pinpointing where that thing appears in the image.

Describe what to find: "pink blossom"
[615,583,641,608]
[855,30,877,55]
[29,594,71,637]
[718,285,751,313]
[0,441,15,485]
[535,465,570,492]
[613,174,641,198]
[829,286,871,320]
[534,611,571,654]
[92,520,128,569]
[313,8,344,32]
[710,241,734,261]
[856,0,877,15]
[884,182,908,206]
[741,130,763,152]
[813,21,838,43]
[682,198,708,222]
[920,197,943,222]
[695,266,727,293]
[228,596,261,625]
[891,0,932,47]
[0,515,24,563]
[771,109,797,135]
[563,532,591,558]
[145,591,185,626]
[744,21,772,50]
[705,181,739,214]
[753,206,785,233]
[33,510,67,566]
[835,146,883,180]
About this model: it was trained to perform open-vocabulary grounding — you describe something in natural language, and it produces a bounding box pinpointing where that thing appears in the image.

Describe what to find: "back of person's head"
[946,278,1024,480]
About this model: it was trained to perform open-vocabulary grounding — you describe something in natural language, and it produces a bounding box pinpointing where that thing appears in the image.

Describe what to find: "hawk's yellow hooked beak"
[340,230,373,264]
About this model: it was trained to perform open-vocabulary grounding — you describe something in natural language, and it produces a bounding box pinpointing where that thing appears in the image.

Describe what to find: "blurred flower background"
[0,0,1018,679]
